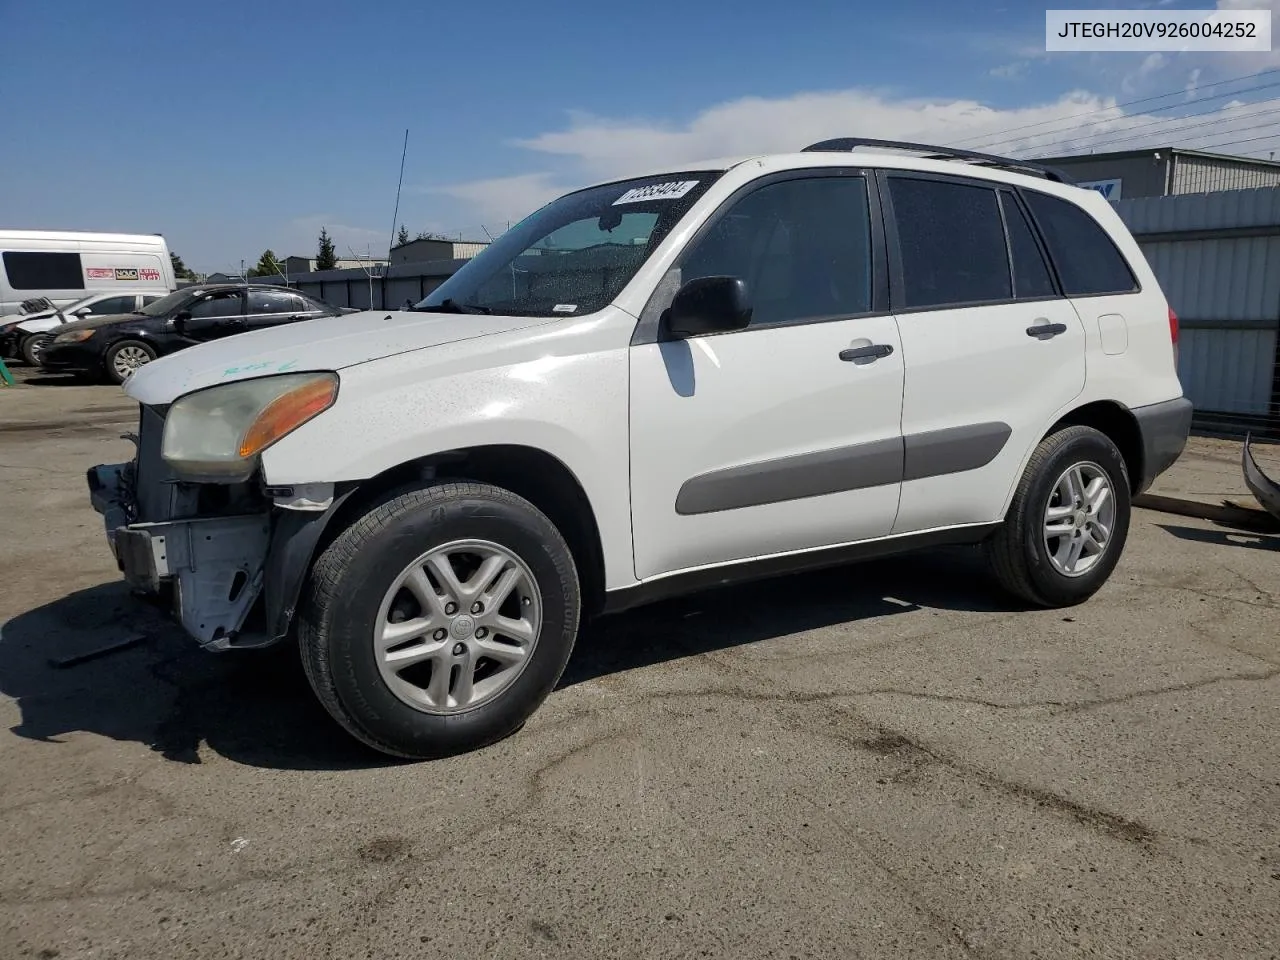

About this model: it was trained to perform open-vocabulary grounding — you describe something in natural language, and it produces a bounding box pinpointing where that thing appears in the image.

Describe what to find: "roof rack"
[801,137,1075,184]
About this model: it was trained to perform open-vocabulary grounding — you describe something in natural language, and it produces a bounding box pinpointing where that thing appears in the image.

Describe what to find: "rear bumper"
[1132,396,1193,494]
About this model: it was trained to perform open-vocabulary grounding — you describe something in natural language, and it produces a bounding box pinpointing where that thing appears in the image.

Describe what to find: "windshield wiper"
[414,298,491,315]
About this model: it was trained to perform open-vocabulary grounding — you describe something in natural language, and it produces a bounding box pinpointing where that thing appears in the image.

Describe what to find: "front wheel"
[298,481,581,759]
[105,339,157,384]
[986,425,1131,607]
[21,333,51,366]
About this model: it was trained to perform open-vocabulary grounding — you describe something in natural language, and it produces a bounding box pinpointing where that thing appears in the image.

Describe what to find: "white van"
[0,230,176,317]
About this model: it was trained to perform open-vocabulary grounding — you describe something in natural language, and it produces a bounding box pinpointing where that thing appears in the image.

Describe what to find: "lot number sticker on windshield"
[613,180,699,205]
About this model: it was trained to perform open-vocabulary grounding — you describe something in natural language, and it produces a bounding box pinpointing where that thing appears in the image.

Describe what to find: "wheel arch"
[310,444,608,619]
[1043,400,1144,494]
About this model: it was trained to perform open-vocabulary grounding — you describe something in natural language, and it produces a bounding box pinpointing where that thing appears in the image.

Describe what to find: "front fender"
[257,329,636,590]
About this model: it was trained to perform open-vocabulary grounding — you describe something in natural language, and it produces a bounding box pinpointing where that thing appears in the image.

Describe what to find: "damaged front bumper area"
[86,400,346,653]
[89,461,273,650]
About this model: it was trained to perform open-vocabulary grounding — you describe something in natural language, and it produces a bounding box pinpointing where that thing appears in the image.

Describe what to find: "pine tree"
[396,224,409,246]
[316,227,338,270]
[249,250,279,278]
[169,251,195,280]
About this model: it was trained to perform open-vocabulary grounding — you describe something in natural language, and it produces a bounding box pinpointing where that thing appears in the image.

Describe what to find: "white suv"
[87,139,1191,759]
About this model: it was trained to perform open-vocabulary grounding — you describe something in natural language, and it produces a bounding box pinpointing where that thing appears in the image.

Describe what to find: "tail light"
[1168,305,1179,366]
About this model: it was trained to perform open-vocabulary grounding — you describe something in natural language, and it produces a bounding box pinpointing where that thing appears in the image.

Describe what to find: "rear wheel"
[298,481,581,759]
[105,339,156,384]
[986,425,1131,607]
[21,333,50,366]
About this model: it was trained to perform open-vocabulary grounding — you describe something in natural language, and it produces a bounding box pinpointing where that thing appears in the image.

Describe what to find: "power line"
[1187,129,1280,153]
[988,77,1280,155]
[1018,93,1280,157]
[955,67,1280,152]
[1026,105,1280,159]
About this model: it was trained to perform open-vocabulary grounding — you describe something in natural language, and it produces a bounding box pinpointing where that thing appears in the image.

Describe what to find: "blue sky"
[1,0,1276,272]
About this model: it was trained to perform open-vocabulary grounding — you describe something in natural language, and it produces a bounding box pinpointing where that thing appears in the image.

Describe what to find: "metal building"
[390,237,489,265]
[1114,186,1280,435]
[1035,147,1280,201]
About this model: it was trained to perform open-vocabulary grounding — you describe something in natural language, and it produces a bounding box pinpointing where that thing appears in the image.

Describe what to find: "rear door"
[180,290,247,341]
[245,289,307,331]
[882,172,1087,534]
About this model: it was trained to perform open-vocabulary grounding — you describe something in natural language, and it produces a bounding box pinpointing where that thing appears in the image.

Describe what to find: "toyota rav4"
[86,139,1192,759]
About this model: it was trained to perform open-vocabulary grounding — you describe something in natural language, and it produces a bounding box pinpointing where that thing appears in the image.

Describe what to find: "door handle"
[1026,321,1068,339]
[839,343,894,362]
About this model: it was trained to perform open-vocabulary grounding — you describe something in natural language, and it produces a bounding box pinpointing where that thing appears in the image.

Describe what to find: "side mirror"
[172,311,191,336]
[665,276,752,339]
[74,307,92,317]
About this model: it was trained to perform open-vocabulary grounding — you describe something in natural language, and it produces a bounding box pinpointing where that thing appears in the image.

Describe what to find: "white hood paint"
[125,309,556,405]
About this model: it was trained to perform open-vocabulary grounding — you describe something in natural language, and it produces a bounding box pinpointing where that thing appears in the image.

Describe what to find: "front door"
[629,171,906,581]
[881,173,1088,533]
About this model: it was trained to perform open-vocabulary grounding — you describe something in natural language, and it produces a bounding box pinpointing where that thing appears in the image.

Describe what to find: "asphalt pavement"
[2,368,1277,959]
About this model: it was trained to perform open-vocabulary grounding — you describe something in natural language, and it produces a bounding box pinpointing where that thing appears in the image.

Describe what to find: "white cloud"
[425,46,1279,229]
[989,61,1029,79]
[426,172,562,227]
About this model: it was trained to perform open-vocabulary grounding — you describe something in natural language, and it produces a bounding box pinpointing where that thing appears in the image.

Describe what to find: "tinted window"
[188,291,243,318]
[3,252,85,291]
[1023,191,1137,296]
[87,295,138,316]
[142,295,164,306]
[299,294,335,314]
[889,177,1011,309]
[1000,192,1056,299]
[679,176,873,326]
[248,290,297,314]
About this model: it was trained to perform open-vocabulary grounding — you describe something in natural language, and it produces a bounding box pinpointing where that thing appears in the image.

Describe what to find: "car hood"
[48,312,142,333]
[6,308,58,329]
[125,309,557,405]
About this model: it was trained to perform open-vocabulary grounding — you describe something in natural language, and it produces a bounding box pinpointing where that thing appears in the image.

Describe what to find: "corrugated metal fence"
[261,258,470,312]
[1115,186,1280,437]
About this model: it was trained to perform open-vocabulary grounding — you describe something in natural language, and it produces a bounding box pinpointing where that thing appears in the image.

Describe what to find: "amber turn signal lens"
[238,375,337,458]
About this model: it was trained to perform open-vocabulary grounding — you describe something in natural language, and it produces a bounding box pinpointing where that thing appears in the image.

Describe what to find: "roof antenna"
[387,129,409,263]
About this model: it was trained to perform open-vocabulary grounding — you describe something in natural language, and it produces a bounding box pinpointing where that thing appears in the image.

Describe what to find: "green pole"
[0,355,13,387]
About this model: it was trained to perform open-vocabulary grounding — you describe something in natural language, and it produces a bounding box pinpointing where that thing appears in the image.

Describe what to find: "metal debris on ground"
[49,633,148,669]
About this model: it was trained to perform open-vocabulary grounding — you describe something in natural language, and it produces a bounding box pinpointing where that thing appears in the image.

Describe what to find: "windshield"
[415,171,724,317]
[138,288,199,317]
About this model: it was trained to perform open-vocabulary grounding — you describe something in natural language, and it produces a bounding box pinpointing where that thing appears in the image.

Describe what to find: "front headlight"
[161,372,339,482]
[54,329,95,344]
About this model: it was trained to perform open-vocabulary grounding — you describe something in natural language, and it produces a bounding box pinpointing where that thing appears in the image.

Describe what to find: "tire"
[986,425,1131,608]
[297,481,581,759]
[21,333,50,366]
[104,339,157,384]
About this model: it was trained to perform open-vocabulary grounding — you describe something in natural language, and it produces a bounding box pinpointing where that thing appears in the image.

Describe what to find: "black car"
[40,284,349,384]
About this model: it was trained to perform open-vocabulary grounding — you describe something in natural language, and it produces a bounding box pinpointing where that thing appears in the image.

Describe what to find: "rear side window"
[88,295,139,315]
[1022,191,1138,296]
[3,252,85,291]
[299,294,333,313]
[1000,192,1056,299]
[248,290,297,314]
[888,177,1010,309]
